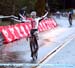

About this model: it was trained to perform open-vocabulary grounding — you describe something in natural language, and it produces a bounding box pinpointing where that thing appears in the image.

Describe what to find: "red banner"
[0,18,57,43]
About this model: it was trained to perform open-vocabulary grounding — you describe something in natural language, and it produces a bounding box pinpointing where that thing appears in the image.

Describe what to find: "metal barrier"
[0,15,18,24]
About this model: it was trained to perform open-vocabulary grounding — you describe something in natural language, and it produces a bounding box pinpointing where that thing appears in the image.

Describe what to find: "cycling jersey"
[31,12,48,29]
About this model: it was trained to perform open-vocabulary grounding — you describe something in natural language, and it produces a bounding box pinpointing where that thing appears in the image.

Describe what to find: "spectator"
[18,7,30,23]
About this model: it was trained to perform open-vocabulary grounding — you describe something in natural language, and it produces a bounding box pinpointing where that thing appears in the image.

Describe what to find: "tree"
[35,0,46,16]
[0,0,37,15]
[48,0,65,12]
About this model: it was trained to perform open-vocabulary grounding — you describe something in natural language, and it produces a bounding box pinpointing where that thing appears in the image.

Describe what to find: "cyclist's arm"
[41,12,48,18]
[38,12,48,22]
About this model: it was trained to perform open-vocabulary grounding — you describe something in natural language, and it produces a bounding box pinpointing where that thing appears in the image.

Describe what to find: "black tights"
[30,35,38,58]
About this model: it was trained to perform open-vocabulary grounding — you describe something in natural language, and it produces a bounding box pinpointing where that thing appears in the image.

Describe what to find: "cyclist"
[30,11,48,61]
[68,11,73,27]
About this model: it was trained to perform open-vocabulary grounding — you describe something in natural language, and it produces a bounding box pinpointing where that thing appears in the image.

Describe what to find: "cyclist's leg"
[70,18,72,26]
[34,35,38,59]
[30,29,36,60]
[30,38,36,60]
[69,19,70,27]
[35,36,38,51]
[30,39,34,58]
[34,30,39,51]
[34,29,39,59]
[30,30,34,58]
[69,18,72,27]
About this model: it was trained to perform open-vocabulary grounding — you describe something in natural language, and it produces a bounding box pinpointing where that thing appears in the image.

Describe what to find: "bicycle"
[29,29,38,61]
